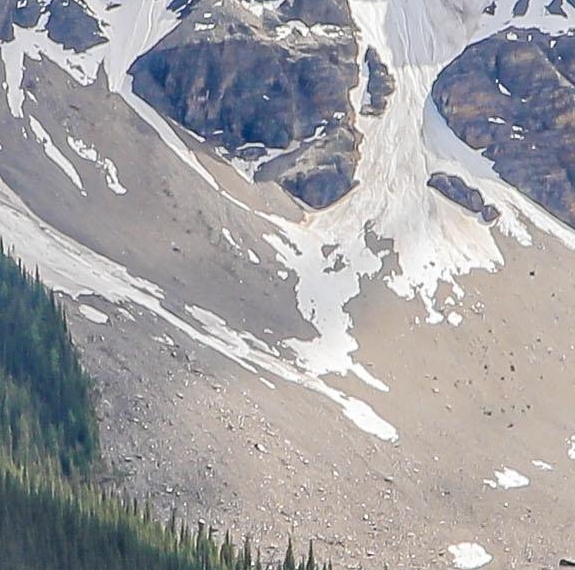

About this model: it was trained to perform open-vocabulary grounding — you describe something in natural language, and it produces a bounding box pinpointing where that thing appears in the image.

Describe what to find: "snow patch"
[222,227,240,249]
[259,377,276,390]
[275,20,311,40]
[493,467,530,489]
[531,459,553,471]
[79,304,109,324]
[482,478,497,489]
[194,22,216,31]
[29,116,83,189]
[67,136,128,195]
[117,307,135,321]
[247,249,261,264]
[229,143,299,182]
[103,158,127,195]
[568,435,575,460]
[496,80,512,96]
[68,136,99,162]
[447,311,463,326]
[153,333,175,347]
[448,542,492,569]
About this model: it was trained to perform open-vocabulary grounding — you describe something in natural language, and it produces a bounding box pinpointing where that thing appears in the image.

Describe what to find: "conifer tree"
[306,540,315,570]
[255,548,263,570]
[243,535,252,570]
[284,537,296,570]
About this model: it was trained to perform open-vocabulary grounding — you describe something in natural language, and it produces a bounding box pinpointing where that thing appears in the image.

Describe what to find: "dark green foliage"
[0,247,325,570]
[305,541,315,570]
[283,538,295,570]
[0,462,291,570]
[0,247,97,476]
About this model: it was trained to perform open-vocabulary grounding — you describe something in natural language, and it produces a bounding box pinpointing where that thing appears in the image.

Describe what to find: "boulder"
[427,173,500,223]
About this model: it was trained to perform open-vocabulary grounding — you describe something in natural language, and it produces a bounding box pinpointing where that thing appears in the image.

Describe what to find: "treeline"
[0,246,327,570]
[0,461,325,570]
[0,246,97,477]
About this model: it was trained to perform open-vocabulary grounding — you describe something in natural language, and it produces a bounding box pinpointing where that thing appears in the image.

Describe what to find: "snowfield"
[264,0,575,387]
[1,0,575,496]
[3,0,575,566]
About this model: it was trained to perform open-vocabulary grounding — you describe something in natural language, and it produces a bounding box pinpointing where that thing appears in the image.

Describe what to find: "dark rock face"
[361,46,395,116]
[513,0,530,16]
[513,0,575,16]
[0,0,106,52]
[0,1,17,42]
[0,0,42,42]
[134,37,355,149]
[46,0,107,53]
[169,0,201,19]
[433,26,575,228]
[428,173,500,223]
[13,0,41,28]
[274,120,358,207]
[546,0,567,16]
[277,0,353,26]
[484,2,497,16]
[130,0,369,208]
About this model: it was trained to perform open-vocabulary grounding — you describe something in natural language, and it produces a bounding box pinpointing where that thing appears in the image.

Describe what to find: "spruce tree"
[284,537,295,570]
[306,540,315,570]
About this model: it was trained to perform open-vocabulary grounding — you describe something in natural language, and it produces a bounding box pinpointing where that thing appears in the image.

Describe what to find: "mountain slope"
[2,0,575,568]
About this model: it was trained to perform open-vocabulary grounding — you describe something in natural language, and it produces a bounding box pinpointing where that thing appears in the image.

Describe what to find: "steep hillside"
[2,1,575,568]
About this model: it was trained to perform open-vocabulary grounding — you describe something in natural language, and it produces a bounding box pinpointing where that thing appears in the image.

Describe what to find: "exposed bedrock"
[508,0,575,16]
[130,0,392,208]
[271,121,358,208]
[0,0,106,51]
[433,26,575,228]
[0,0,42,41]
[513,0,530,16]
[239,0,352,26]
[46,0,107,53]
[276,0,353,26]
[169,0,201,19]
[428,173,500,223]
[361,46,395,116]
[134,36,356,150]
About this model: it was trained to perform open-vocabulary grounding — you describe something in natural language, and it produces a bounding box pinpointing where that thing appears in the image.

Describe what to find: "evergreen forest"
[0,246,323,570]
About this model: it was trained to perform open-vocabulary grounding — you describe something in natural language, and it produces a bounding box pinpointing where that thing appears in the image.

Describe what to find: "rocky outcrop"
[0,0,41,42]
[433,26,575,228]
[169,0,201,19]
[0,0,105,51]
[428,173,500,223]
[46,0,107,53]
[361,46,395,116]
[277,0,353,26]
[133,36,355,149]
[129,0,365,208]
[546,0,567,16]
[513,0,530,16]
[275,122,358,208]
[483,2,496,16]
